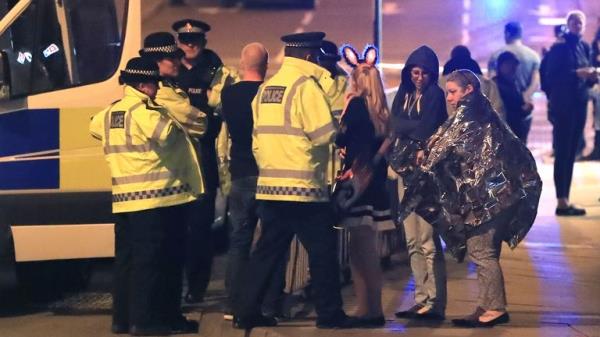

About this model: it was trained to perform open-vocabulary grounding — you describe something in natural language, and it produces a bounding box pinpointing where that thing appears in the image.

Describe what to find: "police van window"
[0,0,126,98]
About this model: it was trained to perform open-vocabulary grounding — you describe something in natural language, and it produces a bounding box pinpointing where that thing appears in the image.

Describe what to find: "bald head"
[241,42,268,80]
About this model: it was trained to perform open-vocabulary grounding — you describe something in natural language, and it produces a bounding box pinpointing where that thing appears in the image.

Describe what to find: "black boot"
[581,131,600,161]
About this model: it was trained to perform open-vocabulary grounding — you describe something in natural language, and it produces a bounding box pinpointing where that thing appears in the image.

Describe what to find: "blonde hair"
[349,64,389,137]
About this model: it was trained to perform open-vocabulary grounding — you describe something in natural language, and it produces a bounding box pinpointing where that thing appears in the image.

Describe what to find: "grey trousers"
[398,179,447,313]
[466,220,507,311]
[403,213,447,312]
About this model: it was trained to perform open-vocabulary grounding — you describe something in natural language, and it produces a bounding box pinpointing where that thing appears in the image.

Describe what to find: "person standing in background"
[581,24,600,161]
[488,21,541,104]
[544,10,598,216]
[493,51,534,143]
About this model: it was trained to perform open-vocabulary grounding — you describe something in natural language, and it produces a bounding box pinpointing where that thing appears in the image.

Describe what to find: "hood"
[400,45,440,91]
[442,58,482,76]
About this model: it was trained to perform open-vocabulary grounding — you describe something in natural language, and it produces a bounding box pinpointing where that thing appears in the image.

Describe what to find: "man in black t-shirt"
[221,42,285,320]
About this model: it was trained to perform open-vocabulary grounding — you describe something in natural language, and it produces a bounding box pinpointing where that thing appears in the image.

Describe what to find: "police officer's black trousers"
[113,203,187,328]
[235,201,344,321]
[185,192,215,298]
[553,101,587,199]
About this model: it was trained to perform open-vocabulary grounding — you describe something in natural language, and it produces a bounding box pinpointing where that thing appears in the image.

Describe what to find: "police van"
[0,0,140,291]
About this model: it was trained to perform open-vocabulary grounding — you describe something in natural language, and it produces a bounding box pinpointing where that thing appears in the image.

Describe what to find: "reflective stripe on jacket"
[252,57,336,202]
[90,86,204,213]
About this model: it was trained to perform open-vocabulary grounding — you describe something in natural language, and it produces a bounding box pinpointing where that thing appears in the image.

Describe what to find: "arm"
[523,70,540,103]
[207,65,240,108]
[155,86,207,137]
[133,107,174,147]
[251,94,261,163]
[89,107,108,141]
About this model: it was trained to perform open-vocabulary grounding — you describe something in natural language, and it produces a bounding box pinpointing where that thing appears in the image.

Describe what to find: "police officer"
[89,57,202,335]
[140,32,207,137]
[172,19,238,303]
[233,32,359,330]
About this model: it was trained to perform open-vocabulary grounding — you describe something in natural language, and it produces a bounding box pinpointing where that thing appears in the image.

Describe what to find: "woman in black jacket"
[544,10,598,216]
[389,45,448,320]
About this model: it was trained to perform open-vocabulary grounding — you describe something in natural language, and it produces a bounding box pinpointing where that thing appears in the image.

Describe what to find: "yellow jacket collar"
[282,57,335,94]
[124,85,151,103]
[282,57,329,79]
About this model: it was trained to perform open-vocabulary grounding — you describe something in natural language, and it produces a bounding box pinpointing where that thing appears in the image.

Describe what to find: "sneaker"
[394,303,424,318]
[555,205,586,216]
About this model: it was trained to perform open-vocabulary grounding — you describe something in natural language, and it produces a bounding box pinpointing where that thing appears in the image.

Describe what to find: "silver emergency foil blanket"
[392,92,542,249]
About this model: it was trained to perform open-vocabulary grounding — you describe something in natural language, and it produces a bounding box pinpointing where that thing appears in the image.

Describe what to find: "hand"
[522,102,534,112]
[575,67,595,80]
[338,148,346,160]
[415,150,425,166]
[337,169,353,181]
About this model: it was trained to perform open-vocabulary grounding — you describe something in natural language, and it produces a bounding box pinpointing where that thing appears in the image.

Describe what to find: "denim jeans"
[225,176,285,314]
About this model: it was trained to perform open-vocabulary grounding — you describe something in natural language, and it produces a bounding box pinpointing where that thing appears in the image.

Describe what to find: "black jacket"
[391,46,447,142]
[544,33,595,111]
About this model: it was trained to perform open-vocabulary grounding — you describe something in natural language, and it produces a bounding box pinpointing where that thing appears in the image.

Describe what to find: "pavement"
[0,1,599,336]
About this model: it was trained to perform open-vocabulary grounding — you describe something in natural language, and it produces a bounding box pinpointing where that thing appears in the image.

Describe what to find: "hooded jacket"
[390,46,447,142]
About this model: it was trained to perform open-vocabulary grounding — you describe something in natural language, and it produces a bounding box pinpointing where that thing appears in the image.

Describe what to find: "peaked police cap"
[281,31,325,49]
[140,32,184,60]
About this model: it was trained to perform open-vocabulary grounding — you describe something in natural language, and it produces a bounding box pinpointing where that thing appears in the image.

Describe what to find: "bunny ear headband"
[341,44,379,68]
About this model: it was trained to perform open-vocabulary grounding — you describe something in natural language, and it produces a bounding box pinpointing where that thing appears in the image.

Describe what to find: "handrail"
[0,0,33,36]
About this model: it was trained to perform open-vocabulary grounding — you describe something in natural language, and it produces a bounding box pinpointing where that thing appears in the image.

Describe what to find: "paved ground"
[0,1,599,336]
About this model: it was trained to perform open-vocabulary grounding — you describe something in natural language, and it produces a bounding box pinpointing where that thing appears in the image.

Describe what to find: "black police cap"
[140,32,184,60]
[119,57,161,85]
[172,19,211,36]
[281,32,325,48]
[320,40,340,61]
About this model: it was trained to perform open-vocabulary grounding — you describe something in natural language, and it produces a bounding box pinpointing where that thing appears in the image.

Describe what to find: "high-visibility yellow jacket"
[207,65,240,108]
[90,86,204,213]
[156,80,207,138]
[327,68,349,119]
[252,57,337,202]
